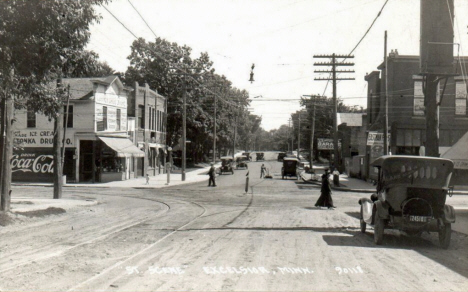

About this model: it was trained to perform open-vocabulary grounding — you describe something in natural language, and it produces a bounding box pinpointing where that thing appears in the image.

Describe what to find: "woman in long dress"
[315,170,336,209]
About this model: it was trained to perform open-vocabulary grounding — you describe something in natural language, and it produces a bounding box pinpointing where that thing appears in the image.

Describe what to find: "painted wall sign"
[13,130,74,147]
[11,148,55,182]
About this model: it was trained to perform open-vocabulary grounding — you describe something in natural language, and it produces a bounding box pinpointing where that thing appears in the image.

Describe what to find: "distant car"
[236,155,249,169]
[281,157,299,179]
[242,152,251,161]
[220,156,234,175]
[277,152,286,161]
[256,152,264,161]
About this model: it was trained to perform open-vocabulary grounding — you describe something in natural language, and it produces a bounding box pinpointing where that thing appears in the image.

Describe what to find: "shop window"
[455,80,467,115]
[116,109,121,131]
[63,105,73,128]
[27,108,36,128]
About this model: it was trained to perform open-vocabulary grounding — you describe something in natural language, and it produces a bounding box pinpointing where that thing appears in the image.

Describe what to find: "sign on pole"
[317,138,342,150]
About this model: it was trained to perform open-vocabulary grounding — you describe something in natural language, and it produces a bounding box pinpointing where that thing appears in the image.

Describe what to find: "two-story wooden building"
[12,76,144,183]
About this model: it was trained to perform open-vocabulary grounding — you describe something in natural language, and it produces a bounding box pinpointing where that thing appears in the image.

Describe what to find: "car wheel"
[360,208,366,233]
[374,212,384,245]
[439,223,451,249]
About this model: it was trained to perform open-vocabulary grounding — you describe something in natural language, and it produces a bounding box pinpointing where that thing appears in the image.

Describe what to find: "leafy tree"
[124,37,253,162]
[0,0,109,206]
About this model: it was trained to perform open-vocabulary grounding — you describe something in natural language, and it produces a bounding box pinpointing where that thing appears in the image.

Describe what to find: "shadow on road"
[323,230,468,279]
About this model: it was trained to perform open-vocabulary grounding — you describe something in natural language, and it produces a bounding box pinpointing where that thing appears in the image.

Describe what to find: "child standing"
[145,174,150,185]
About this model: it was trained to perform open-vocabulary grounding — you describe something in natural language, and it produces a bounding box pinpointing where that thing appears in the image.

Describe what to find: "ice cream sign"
[13,130,74,147]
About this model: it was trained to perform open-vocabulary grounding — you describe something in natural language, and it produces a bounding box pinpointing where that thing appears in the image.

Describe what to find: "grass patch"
[15,207,66,218]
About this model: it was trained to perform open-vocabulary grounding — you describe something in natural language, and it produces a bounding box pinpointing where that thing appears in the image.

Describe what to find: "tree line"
[0,0,260,210]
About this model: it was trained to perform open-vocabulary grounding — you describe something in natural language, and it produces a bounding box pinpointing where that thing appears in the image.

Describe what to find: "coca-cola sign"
[12,149,55,182]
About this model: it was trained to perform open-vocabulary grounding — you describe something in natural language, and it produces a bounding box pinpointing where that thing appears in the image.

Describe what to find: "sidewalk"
[300,172,468,195]
[300,172,375,193]
[12,163,219,189]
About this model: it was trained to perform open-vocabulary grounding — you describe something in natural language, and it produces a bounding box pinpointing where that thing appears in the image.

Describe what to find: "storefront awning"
[99,137,145,158]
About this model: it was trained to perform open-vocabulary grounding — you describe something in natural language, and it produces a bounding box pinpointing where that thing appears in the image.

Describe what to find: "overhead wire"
[103,4,243,110]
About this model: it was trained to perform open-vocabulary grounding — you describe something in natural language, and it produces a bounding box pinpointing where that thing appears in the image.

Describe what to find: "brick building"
[128,82,167,177]
[364,50,468,180]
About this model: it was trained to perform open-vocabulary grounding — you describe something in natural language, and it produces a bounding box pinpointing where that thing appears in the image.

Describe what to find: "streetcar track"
[0,196,172,274]
[67,197,207,291]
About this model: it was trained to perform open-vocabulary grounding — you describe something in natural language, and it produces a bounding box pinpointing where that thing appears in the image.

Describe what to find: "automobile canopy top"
[371,155,454,189]
[283,157,300,162]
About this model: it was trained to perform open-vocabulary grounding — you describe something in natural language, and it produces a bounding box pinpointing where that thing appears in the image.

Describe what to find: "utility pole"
[213,92,217,163]
[314,54,355,169]
[303,94,317,168]
[298,115,301,156]
[232,101,239,158]
[384,31,389,155]
[182,77,187,181]
[53,78,63,199]
[1,72,14,211]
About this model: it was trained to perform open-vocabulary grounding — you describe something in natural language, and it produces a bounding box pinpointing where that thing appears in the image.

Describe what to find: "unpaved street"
[1,161,468,291]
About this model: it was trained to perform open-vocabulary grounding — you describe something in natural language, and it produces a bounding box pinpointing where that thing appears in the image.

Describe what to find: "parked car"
[242,152,252,161]
[256,152,265,161]
[220,156,234,175]
[358,155,455,249]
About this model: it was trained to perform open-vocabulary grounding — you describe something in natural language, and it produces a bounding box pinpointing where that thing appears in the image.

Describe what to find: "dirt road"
[1,161,467,291]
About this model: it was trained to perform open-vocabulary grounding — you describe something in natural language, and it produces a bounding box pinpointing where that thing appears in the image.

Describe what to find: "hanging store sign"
[367,132,391,146]
[317,138,342,150]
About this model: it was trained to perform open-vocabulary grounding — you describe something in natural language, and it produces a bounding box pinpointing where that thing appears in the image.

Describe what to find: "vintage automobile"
[277,152,286,162]
[281,157,300,179]
[358,155,455,249]
[256,152,265,161]
[242,152,251,161]
[236,155,249,169]
[220,156,234,175]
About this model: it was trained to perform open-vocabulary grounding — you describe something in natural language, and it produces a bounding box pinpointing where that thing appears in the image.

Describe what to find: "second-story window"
[63,105,73,128]
[103,106,108,130]
[455,79,467,116]
[116,109,121,131]
[138,105,145,129]
[413,80,425,116]
[27,108,36,128]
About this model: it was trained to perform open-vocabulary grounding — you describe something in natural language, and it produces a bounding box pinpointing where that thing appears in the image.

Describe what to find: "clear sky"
[88,0,468,131]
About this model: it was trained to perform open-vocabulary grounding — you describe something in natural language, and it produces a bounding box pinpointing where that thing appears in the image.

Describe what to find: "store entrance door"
[79,140,95,182]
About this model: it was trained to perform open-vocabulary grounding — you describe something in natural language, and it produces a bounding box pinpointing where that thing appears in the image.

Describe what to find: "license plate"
[409,215,429,222]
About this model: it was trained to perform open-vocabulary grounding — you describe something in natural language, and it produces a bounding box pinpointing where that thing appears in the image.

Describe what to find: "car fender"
[359,198,373,224]
[374,200,390,220]
[443,205,456,223]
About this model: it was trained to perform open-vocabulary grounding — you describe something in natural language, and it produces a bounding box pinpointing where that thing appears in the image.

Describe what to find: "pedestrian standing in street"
[332,168,340,187]
[145,174,150,185]
[208,163,217,187]
[315,169,336,209]
[260,164,266,178]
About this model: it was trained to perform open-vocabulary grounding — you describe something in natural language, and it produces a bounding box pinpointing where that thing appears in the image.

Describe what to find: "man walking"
[260,164,266,178]
[208,163,217,187]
